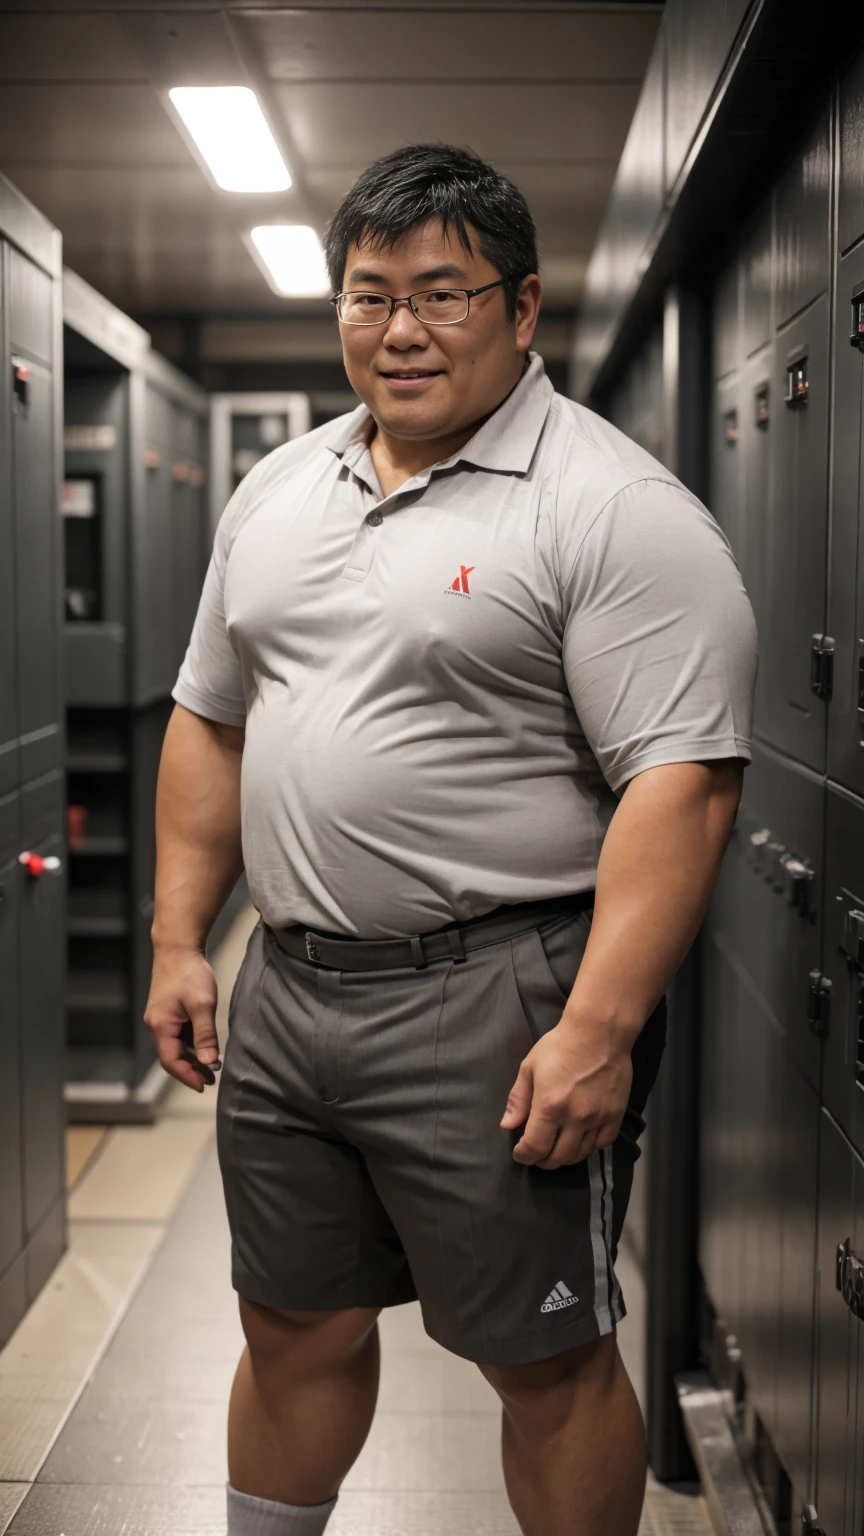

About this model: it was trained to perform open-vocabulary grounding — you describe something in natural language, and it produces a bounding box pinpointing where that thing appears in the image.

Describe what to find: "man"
[145,144,756,1536]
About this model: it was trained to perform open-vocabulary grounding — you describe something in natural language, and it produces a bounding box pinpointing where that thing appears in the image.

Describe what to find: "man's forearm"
[561,760,743,1041]
[151,703,245,953]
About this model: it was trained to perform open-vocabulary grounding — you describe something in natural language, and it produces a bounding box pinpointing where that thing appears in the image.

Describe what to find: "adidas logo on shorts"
[541,1280,578,1313]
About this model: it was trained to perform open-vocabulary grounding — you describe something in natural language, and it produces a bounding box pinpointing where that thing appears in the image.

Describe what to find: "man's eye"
[428,290,460,303]
[356,294,387,306]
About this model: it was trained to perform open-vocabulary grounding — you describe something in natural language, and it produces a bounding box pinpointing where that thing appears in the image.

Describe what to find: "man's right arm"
[144,702,245,1092]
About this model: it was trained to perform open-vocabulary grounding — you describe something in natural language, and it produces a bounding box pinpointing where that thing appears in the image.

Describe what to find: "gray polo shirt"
[174,354,756,938]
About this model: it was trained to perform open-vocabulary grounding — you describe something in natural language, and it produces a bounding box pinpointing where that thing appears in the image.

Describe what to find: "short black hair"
[324,143,538,320]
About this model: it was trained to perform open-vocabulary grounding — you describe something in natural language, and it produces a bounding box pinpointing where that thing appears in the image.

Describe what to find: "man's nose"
[382,300,430,347]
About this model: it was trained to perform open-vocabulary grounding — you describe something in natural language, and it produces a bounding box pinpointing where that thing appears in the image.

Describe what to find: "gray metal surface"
[676,1375,769,1536]
[0,797,23,1284]
[839,46,864,256]
[14,345,61,782]
[773,110,832,329]
[0,241,19,797]
[813,1110,857,1536]
[826,240,864,798]
[740,204,773,360]
[822,784,864,1157]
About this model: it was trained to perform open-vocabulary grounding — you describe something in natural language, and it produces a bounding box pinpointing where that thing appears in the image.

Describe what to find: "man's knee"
[479,1332,619,1422]
[239,1298,381,1373]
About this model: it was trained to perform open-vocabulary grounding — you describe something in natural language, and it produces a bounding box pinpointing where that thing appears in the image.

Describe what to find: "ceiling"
[0,2,662,326]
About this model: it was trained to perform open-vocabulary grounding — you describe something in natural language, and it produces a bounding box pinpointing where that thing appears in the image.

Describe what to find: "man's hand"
[144,945,222,1093]
[500,1016,636,1169]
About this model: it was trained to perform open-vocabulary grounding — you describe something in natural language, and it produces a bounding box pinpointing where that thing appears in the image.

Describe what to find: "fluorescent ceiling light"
[168,86,291,193]
[249,225,330,297]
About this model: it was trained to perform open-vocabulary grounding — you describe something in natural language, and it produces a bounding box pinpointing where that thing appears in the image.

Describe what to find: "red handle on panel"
[19,851,45,876]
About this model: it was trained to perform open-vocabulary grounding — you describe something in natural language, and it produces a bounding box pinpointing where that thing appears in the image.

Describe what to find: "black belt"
[267,892,594,973]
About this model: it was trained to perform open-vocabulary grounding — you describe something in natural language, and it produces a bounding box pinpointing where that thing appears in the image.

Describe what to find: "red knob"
[19,851,44,877]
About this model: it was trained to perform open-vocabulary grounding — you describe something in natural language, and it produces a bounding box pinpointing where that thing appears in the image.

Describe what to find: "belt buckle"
[305,932,322,963]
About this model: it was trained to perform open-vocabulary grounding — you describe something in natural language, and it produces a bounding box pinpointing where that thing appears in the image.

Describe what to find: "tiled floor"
[0,908,711,1535]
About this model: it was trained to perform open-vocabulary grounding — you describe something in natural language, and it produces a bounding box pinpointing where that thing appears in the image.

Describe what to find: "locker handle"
[837,1238,864,1317]
[801,1505,826,1534]
[858,653,864,714]
[18,851,62,878]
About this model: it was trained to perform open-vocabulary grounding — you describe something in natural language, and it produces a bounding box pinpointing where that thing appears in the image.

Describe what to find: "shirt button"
[366,510,383,527]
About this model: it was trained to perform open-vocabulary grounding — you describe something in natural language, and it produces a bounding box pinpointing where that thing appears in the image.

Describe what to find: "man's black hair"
[324,143,539,321]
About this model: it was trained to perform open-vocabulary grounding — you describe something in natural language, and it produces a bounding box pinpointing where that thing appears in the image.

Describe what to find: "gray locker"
[708,372,742,553]
[827,241,864,796]
[774,110,831,330]
[822,783,864,1159]
[712,251,740,381]
[134,382,175,703]
[839,41,864,258]
[814,1111,858,1536]
[0,246,18,797]
[719,742,824,1089]
[18,770,65,1254]
[0,791,23,1283]
[15,354,61,782]
[740,202,773,361]
[759,296,830,771]
[775,1058,819,1504]
[63,368,129,706]
[740,348,772,732]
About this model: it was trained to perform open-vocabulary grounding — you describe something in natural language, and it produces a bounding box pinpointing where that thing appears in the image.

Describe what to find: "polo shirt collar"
[328,351,553,482]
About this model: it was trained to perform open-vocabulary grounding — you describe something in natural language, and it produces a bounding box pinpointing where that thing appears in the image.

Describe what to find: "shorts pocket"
[509,925,573,1044]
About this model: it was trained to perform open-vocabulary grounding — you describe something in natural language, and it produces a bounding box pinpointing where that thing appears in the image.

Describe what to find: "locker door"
[739,351,772,736]
[775,1058,819,1505]
[170,448,202,676]
[0,790,23,1281]
[0,241,19,796]
[135,386,174,703]
[759,296,830,771]
[18,769,66,1246]
[724,742,823,1089]
[14,354,61,783]
[823,785,864,1159]
[709,373,742,552]
[827,242,864,796]
[814,1111,857,1536]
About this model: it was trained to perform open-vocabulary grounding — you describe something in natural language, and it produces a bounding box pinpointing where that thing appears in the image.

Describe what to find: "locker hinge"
[810,634,834,700]
[836,1238,864,1318]
[801,1504,826,1534]
[807,969,832,1039]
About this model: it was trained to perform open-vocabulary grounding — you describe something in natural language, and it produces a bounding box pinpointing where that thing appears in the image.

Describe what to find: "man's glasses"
[330,275,519,327]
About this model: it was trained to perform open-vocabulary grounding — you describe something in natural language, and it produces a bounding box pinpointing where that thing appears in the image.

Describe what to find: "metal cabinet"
[0,176,66,1350]
[0,792,23,1286]
[814,1111,859,1536]
[18,769,65,1296]
[758,296,830,772]
[740,202,773,361]
[774,110,831,331]
[827,242,864,796]
[822,784,864,1159]
[839,42,864,259]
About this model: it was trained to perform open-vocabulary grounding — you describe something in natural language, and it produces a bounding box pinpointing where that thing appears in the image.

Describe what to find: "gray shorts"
[216,906,666,1366]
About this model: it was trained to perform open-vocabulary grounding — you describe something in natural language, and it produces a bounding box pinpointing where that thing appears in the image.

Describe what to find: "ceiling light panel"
[249,225,330,297]
[168,86,291,193]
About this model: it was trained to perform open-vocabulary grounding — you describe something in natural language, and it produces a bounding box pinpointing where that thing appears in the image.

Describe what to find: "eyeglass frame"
[329,274,524,326]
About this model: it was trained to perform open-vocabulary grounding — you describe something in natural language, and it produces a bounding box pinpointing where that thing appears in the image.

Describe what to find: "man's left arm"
[501,757,742,1167]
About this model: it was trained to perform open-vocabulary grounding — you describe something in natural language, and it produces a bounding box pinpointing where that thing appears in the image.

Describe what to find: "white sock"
[227,1483,337,1535]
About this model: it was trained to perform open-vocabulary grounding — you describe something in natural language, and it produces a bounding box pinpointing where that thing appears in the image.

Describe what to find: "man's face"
[336,220,540,443]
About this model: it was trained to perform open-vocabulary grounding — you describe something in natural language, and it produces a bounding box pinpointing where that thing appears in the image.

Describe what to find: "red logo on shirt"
[446,565,475,598]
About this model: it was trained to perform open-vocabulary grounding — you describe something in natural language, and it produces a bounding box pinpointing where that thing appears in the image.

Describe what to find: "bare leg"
[228,1301,381,1505]
[480,1333,646,1536]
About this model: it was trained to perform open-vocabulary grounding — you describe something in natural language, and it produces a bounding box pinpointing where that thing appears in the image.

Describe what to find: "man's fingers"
[500,1061,533,1130]
[536,1127,595,1169]
[149,1024,210,1093]
[512,1101,562,1165]
[186,999,221,1069]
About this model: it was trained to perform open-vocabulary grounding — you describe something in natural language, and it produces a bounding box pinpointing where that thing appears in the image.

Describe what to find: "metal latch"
[305,933,321,963]
[837,1238,864,1318]
[843,908,864,970]
[808,969,832,1039]
[780,853,814,910]
[811,634,834,700]
[786,356,808,405]
[851,294,864,352]
[801,1504,826,1534]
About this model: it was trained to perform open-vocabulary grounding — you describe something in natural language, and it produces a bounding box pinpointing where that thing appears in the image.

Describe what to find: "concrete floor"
[0,909,711,1535]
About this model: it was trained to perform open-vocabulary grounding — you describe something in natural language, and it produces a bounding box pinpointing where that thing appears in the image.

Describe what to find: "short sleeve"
[173,510,247,727]
[561,479,757,792]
